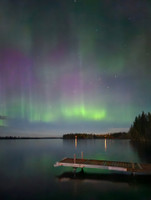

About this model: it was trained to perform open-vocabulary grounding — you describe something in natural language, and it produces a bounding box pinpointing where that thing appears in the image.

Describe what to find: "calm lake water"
[0,139,151,200]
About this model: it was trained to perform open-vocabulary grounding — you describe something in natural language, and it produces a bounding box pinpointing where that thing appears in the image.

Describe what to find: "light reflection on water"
[105,138,107,151]
[0,139,151,200]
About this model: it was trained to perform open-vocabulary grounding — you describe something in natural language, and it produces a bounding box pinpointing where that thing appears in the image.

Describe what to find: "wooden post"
[74,154,76,163]
[81,151,83,160]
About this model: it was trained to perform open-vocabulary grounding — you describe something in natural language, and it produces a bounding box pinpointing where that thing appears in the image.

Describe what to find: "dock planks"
[54,158,151,174]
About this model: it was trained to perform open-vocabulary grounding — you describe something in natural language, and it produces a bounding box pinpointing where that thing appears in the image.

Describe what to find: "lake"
[0,139,151,200]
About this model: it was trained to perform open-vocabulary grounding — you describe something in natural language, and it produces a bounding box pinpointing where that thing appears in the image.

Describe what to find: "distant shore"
[0,136,62,140]
[0,132,131,140]
[63,132,130,139]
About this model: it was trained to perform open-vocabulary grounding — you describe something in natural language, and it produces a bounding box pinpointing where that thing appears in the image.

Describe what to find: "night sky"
[0,0,151,136]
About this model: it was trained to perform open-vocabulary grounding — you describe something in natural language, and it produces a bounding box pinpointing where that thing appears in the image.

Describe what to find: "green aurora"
[0,0,151,135]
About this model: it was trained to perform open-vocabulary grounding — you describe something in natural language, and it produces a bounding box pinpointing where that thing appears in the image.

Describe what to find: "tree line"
[63,132,129,139]
[129,112,151,140]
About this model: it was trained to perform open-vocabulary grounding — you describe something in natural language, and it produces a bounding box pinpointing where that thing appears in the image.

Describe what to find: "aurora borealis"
[0,0,151,135]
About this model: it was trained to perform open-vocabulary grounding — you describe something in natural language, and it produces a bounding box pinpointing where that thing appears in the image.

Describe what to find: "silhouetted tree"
[129,112,151,140]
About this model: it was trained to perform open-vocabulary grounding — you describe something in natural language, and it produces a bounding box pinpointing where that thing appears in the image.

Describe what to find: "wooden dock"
[54,157,151,175]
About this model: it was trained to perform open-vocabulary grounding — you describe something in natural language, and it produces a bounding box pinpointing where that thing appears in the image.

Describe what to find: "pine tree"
[129,112,151,140]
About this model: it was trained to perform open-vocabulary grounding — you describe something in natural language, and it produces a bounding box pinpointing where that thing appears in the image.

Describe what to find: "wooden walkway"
[54,158,151,174]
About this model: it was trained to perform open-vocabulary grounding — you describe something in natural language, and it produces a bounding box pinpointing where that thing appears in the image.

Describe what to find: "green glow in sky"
[63,106,106,121]
[27,105,106,122]
[0,0,151,134]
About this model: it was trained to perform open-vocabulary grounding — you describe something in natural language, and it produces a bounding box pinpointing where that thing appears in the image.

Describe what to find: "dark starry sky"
[0,0,151,135]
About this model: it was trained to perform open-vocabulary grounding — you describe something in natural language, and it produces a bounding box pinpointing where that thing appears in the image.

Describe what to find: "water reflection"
[1,139,151,200]
[62,139,138,163]
[75,136,77,149]
[105,139,107,151]
[130,141,151,163]
[58,171,151,186]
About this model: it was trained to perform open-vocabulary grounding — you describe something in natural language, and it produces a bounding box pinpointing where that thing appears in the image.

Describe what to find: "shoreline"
[0,136,62,140]
[0,137,130,140]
